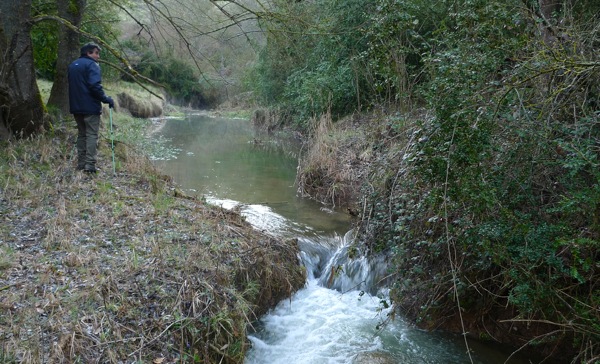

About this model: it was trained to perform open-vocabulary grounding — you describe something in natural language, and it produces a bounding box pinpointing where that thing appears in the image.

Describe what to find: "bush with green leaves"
[121,40,213,108]
[248,0,466,126]
[356,0,599,361]
[248,0,377,128]
[31,20,59,80]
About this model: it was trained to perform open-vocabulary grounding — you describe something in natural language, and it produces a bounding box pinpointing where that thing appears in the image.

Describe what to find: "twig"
[0,282,20,292]
[128,318,187,357]
[503,329,563,364]
[443,122,474,363]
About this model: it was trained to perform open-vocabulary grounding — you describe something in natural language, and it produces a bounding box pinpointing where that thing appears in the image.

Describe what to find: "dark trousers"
[74,114,100,170]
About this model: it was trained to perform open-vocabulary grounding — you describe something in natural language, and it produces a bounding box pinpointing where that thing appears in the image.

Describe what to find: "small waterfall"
[299,230,391,296]
[238,206,531,364]
[209,198,391,294]
[205,198,529,364]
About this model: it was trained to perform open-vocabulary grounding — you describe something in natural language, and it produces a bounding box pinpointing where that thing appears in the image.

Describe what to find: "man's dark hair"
[80,42,101,57]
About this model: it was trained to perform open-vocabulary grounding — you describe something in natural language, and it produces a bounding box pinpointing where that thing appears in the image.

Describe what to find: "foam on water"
[208,197,530,364]
[206,197,314,238]
[245,279,392,364]
[244,280,525,364]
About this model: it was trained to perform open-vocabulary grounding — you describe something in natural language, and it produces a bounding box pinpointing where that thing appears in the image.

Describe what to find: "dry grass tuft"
[0,122,305,363]
[296,111,373,210]
[117,92,163,119]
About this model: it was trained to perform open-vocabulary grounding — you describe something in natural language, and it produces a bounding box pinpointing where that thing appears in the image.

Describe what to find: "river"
[150,113,533,364]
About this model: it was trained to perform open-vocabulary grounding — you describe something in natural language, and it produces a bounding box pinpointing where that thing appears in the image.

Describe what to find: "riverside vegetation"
[250,1,600,363]
[0,82,305,363]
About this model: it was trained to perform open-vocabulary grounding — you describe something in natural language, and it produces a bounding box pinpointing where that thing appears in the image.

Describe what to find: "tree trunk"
[47,0,86,116]
[0,0,47,138]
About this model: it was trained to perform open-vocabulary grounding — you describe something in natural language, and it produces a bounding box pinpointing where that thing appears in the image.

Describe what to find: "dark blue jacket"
[68,56,110,115]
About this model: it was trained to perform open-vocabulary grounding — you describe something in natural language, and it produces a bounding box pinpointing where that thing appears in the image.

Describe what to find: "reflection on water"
[151,114,351,237]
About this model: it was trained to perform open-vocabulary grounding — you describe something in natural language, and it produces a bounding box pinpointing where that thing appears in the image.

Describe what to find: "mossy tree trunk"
[0,0,47,138]
[47,0,86,116]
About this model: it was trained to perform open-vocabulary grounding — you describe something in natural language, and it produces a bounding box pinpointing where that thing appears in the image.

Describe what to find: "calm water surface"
[151,113,350,237]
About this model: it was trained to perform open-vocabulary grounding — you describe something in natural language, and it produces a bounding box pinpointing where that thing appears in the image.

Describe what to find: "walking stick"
[109,108,116,175]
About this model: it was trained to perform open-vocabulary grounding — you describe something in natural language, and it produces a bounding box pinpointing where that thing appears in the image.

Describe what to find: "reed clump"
[296,111,372,211]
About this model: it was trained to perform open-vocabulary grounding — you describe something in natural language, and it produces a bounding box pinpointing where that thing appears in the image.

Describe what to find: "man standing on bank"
[68,42,115,174]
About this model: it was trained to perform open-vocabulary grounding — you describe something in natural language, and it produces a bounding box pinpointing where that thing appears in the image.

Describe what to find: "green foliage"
[122,40,211,107]
[160,58,201,104]
[31,20,59,79]
[350,0,600,360]
[31,0,122,80]
[30,0,60,79]
[284,59,357,122]
[248,0,376,128]
[360,0,445,108]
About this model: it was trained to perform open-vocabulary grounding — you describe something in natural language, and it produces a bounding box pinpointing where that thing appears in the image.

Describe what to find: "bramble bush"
[355,0,599,361]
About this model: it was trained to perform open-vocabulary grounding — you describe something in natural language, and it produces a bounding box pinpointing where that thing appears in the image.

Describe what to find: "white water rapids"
[208,199,528,364]
[245,278,395,364]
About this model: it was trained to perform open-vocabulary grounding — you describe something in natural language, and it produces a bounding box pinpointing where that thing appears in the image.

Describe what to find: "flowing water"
[150,113,533,364]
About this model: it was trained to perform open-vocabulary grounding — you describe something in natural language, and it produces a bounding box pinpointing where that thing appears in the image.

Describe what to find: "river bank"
[290,108,598,363]
[0,89,305,362]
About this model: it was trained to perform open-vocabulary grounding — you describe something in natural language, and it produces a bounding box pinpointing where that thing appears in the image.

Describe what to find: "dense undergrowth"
[0,101,305,362]
[260,1,600,363]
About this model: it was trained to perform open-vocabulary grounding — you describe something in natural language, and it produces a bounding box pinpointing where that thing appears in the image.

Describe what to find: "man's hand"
[106,96,115,109]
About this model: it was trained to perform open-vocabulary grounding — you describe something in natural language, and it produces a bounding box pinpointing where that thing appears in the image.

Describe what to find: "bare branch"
[31,14,156,90]
[99,59,164,99]
[105,0,151,38]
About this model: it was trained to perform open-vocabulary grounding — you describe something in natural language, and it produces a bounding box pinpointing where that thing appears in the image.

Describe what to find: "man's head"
[80,42,101,61]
